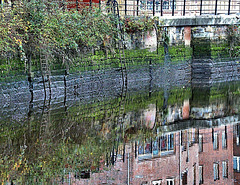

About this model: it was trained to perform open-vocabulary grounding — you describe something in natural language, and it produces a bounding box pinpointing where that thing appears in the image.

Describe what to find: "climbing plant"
[225,24,240,58]
[0,0,123,72]
[123,16,157,34]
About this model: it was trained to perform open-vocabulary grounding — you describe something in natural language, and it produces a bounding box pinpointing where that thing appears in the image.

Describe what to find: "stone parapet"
[158,15,240,27]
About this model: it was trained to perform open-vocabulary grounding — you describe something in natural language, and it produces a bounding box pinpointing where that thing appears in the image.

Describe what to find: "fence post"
[183,0,186,16]
[215,0,218,15]
[153,0,155,16]
[63,0,66,12]
[90,0,92,8]
[137,0,139,16]
[228,0,231,15]
[161,0,163,16]
[125,0,127,16]
[76,0,78,11]
[172,0,175,16]
[11,1,14,9]
[200,0,203,15]
[99,0,101,10]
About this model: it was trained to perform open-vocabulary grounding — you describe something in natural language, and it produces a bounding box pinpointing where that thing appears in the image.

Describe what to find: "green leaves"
[0,0,122,67]
[0,1,161,72]
[123,16,155,34]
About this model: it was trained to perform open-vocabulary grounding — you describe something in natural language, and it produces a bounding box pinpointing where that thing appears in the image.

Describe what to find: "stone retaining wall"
[0,61,191,122]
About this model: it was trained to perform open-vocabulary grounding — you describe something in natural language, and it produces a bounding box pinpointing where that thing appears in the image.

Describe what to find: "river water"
[1,57,240,184]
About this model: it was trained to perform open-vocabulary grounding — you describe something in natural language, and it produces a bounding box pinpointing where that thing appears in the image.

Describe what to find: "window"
[147,1,153,10]
[156,1,160,11]
[199,135,203,152]
[233,156,240,172]
[163,0,169,9]
[199,165,203,184]
[169,0,176,10]
[140,0,160,11]
[167,179,174,185]
[213,163,219,181]
[152,180,162,185]
[222,161,228,178]
[213,133,218,150]
[140,0,147,10]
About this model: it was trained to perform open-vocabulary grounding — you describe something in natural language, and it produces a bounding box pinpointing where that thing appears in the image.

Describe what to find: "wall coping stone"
[158,15,240,27]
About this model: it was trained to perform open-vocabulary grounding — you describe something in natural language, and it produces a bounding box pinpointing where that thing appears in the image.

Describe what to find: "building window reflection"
[213,132,219,150]
[138,139,152,155]
[182,171,187,185]
[141,181,148,185]
[213,163,219,181]
[167,179,174,185]
[199,165,203,184]
[234,125,240,146]
[233,156,240,172]
[199,135,203,152]
[138,133,174,158]
[145,139,152,154]
[161,134,174,151]
[152,137,159,156]
[222,130,227,149]
[152,179,162,185]
[193,164,196,185]
[138,141,144,155]
[222,161,228,178]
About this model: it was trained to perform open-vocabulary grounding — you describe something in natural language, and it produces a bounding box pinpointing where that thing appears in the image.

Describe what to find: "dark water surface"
[1,61,240,184]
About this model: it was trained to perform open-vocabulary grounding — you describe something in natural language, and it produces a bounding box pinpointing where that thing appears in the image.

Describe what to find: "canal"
[1,57,240,184]
[0,0,240,184]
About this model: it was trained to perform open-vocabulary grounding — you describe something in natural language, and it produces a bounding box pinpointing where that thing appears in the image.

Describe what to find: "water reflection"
[134,122,239,185]
[1,80,240,184]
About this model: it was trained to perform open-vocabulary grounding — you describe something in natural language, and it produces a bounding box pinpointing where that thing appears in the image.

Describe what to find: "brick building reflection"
[134,117,240,185]
[72,83,240,184]
[73,115,240,185]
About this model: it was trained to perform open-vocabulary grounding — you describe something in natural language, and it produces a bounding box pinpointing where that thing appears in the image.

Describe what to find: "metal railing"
[1,0,239,17]
[116,0,240,16]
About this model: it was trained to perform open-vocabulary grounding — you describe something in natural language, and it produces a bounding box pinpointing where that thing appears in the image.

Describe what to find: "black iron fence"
[117,0,240,16]
[1,0,239,17]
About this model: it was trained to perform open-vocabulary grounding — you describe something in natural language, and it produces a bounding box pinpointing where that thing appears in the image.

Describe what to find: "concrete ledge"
[158,15,240,27]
